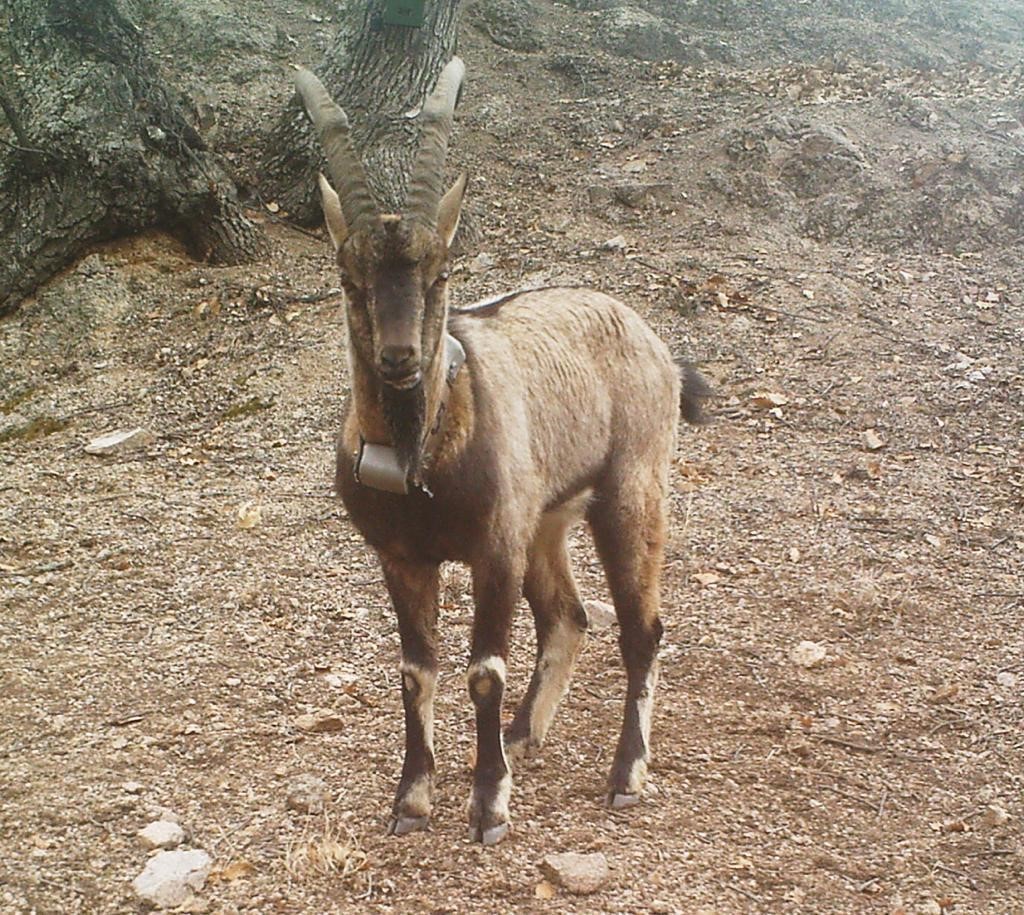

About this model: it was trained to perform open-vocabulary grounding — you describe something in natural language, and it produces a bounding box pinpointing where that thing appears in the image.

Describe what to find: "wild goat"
[295,58,706,845]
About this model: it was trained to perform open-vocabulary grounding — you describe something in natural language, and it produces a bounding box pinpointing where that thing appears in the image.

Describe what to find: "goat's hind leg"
[505,505,588,765]
[380,555,440,835]
[589,485,666,808]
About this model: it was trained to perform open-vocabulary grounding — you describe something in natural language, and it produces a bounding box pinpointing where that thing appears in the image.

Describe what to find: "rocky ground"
[1,1,1022,912]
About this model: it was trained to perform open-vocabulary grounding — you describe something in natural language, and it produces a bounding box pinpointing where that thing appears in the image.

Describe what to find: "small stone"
[132,848,212,909]
[144,805,181,824]
[995,671,1017,689]
[85,428,155,455]
[122,781,145,795]
[601,234,628,251]
[981,804,1010,827]
[541,851,609,895]
[583,600,617,629]
[138,820,186,850]
[790,640,827,669]
[293,711,344,733]
[286,774,328,814]
[469,252,496,274]
[862,428,886,451]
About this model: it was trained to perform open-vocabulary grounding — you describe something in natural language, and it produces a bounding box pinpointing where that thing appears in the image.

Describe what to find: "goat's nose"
[379,344,420,385]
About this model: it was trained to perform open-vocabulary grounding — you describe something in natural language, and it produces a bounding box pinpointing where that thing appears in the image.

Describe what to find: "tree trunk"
[261,0,462,224]
[0,0,268,318]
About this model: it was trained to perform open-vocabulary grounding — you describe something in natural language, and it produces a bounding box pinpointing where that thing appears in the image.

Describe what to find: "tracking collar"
[353,333,466,496]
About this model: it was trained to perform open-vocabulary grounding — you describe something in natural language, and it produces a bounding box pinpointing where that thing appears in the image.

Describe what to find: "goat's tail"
[679,362,712,425]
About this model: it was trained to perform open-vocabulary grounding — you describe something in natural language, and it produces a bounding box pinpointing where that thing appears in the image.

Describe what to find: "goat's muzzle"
[379,344,422,389]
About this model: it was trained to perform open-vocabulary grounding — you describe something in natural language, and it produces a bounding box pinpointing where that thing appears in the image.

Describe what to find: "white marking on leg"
[637,661,659,752]
[467,654,510,773]
[467,655,506,687]
[625,662,659,794]
[401,774,432,817]
[400,662,436,755]
[528,616,586,747]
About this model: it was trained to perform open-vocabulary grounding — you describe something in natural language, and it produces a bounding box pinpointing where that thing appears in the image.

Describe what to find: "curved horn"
[406,57,466,228]
[294,68,377,230]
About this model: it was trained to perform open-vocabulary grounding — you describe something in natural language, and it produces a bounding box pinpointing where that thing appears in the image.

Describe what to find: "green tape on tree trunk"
[383,0,425,28]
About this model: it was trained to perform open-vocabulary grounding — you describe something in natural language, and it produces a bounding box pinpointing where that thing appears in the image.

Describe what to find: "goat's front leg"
[380,554,440,836]
[466,558,522,846]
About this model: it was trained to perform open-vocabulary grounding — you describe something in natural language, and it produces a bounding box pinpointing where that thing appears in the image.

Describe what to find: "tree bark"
[0,0,268,318]
[261,0,462,224]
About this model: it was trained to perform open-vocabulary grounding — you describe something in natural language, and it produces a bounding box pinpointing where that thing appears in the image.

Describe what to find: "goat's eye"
[433,271,449,287]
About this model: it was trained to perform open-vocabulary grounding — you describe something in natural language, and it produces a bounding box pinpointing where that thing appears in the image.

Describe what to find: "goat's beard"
[380,382,426,483]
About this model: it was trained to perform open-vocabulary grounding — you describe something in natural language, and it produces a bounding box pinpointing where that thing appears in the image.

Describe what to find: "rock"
[995,671,1017,689]
[981,804,1010,827]
[541,851,609,895]
[601,235,628,252]
[122,780,145,795]
[469,252,496,274]
[597,6,692,62]
[612,181,672,210]
[85,428,155,455]
[138,820,186,850]
[132,848,212,909]
[584,599,617,629]
[862,429,886,451]
[144,805,181,824]
[293,711,344,733]
[286,774,329,814]
[790,640,827,669]
[469,0,544,51]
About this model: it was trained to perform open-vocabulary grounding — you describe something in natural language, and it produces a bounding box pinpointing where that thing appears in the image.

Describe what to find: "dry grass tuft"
[285,814,369,881]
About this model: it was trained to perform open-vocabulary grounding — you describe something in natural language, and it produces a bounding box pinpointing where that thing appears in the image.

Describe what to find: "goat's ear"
[437,172,468,249]
[317,173,348,251]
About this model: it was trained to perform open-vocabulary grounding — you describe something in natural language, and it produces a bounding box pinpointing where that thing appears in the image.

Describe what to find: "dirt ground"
[1,1,1023,912]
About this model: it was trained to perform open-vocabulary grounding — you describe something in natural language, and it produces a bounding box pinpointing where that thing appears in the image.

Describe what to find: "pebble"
[132,848,212,909]
[541,851,609,895]
[468,252,496,274]
[583,599,617,629]
[294,711,344,733]
[85,428,155,455]
[981,804,1010,827]
[286,774,329,814]
[138,820,186,850]
[790,640,827,669]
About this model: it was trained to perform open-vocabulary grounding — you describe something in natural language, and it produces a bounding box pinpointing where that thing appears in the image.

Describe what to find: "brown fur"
[297,60,704,842]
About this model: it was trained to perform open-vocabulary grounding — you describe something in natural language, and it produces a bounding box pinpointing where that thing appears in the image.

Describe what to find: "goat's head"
[295,60,466,392]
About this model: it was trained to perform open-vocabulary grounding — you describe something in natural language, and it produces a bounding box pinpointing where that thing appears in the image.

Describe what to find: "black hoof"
[467,821,510,846]
[389,814,429,836]
[608,791,640,809]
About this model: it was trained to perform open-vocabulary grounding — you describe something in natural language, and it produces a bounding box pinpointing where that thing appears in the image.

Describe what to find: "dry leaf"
[535,880,557,899]
[237,502,262,530]
[751,391,789,409]
[219,859,256,882]
[692,571,721,587]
